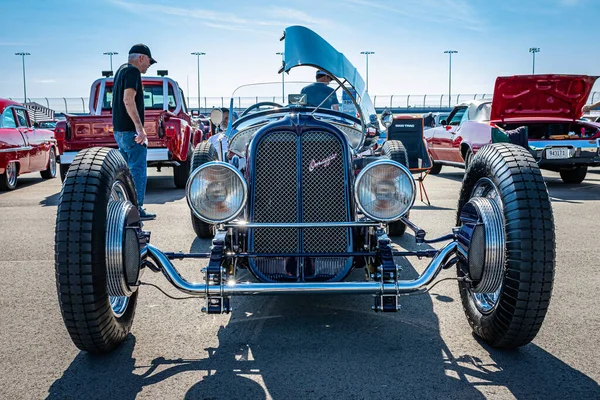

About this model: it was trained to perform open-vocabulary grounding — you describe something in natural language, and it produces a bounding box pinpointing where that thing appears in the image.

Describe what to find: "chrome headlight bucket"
[355,159,415,222]
[186,162,248,223]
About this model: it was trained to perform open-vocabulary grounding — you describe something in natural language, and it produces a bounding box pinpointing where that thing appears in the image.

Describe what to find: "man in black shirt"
[113,43,157,220]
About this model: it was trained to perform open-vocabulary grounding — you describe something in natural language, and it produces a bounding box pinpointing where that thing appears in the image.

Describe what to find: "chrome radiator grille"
[251,130,350,282]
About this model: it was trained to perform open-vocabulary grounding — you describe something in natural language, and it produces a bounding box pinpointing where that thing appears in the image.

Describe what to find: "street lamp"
[15,52,30,103]
[191,52,206,111]
[360,51,375,92]
[276,52,285,103]
[444,50,458,107]
[103,51,119,72]
[529,47,540,74]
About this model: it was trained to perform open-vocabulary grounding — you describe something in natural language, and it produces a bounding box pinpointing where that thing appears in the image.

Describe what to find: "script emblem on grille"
[309,153,337,172]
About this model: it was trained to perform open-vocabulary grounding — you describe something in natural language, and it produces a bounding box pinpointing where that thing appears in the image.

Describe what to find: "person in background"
[582,101,600,113]
[112,43,157,220]
[301,70,340,110]
[423,112,435,128]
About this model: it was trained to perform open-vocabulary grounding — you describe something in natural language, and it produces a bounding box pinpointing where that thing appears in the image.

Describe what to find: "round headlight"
[186,162,247,223]
[355,160,415,222]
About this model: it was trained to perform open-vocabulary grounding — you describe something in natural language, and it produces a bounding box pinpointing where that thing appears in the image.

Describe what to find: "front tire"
[190,141,218,238]
[429,161,442,175]
[55,147,140,353]
[382,140,409,237]
[173,144,193,188]
[559,166,587,184]
[40,148,57,179]
[457,143,555,349]
[59,163,70,182]
[0,161,18,190]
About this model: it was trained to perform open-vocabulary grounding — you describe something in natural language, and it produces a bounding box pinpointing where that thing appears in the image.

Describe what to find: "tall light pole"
[103,51,119,72]
[276,52,285,103]
[444,50,458,107]
[360,51,375,92]
[191,52,206,111]
[15,52,30,103]
[529,47,540,74]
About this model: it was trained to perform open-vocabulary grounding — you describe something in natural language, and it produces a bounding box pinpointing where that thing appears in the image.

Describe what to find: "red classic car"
[0,99,58,190]
[425,74,600,183]
[55,75,203,188]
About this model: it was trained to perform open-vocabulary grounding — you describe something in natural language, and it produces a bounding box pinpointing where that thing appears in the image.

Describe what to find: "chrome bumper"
[529,139,600,165]
[59,148,170,164]
[143,241,458,297]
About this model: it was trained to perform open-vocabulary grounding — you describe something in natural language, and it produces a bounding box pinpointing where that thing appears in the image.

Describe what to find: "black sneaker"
[139,207,156,221]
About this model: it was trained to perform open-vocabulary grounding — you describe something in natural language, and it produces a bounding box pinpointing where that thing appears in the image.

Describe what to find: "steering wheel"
[240,102,284,117]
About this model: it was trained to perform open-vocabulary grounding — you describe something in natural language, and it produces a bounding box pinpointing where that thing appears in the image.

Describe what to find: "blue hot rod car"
[55,26,556,353]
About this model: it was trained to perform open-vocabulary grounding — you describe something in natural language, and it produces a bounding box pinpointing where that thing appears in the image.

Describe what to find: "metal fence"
[10,92,600,115]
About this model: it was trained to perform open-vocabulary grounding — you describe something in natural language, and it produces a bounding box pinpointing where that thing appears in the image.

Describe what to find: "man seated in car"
[301,70,340,110]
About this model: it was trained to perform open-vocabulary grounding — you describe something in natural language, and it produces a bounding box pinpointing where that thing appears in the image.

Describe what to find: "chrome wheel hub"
[468,178,505,314]
[49,151,56,176]
[7,162,17,187]
[107,180,137,318]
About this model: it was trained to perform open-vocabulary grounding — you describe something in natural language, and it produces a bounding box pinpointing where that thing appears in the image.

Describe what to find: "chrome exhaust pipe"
[144,241,457,296]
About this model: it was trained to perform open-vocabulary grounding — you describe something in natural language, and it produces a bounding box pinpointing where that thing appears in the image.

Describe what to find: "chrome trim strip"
[529,139,599,151]
[60,148,170,165]
[0,146,33,153]
[146,148,170,161]
[144,241,457,296]
[224,222,379,228]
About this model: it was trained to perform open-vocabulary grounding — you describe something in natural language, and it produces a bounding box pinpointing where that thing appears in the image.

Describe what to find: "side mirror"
[33,122,39,129]
[380,108,394,129]
[440,119,447,126]
[210,108,223,126]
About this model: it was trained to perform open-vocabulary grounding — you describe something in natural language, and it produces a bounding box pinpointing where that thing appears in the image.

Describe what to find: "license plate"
[545,148,571,159]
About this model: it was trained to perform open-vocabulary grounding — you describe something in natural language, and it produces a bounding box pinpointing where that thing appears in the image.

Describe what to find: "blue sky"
[2,0,600,103]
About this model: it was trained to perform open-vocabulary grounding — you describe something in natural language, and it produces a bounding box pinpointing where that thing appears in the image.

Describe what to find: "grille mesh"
[251,129,350,282]
[253,133,298,253]
[301,132,348,253]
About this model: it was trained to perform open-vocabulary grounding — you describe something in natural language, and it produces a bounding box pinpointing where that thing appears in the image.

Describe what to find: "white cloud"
[109,1,338,32]
[346,0,486,32]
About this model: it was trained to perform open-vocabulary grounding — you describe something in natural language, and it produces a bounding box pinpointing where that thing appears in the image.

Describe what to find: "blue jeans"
[114,131,147,207]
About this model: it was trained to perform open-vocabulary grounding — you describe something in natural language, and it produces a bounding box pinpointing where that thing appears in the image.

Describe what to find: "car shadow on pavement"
[0,175,48,196]
[40,192,61,207]
[545,178,600,203]
[46,238,600,400]
[429,171,465,182]
[144,175,186,205]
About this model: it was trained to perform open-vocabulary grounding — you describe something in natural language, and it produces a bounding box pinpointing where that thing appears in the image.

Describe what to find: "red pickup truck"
[55,75,203,188]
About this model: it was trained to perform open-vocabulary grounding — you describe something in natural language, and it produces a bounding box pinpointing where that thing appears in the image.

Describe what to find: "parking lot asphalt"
[0,166,599,400]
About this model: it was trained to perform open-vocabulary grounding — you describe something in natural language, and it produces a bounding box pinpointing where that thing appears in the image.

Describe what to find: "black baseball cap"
[316,69,332,79]
[129,43,157,64]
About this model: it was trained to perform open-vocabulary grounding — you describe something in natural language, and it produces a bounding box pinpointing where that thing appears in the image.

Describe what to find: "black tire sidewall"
[0,162,17,190]
[456,143,555,348]
[174,143,193,188]
[56,147,139,352]
[190,141,218,238]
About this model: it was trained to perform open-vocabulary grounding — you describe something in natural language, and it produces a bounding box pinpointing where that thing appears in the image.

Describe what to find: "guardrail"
[9,92,600,115]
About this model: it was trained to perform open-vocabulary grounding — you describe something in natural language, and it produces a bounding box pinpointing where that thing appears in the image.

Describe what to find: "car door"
[435,106,468,162]
[15,107,45,171]
[1,107,31,173]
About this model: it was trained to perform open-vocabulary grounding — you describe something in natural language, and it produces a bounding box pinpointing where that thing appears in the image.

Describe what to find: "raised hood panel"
[490,74,598,122]
[282,25,376,124]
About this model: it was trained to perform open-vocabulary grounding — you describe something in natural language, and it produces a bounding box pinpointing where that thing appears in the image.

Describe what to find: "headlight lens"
[355,160,415,221]
[186,162,247,223]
